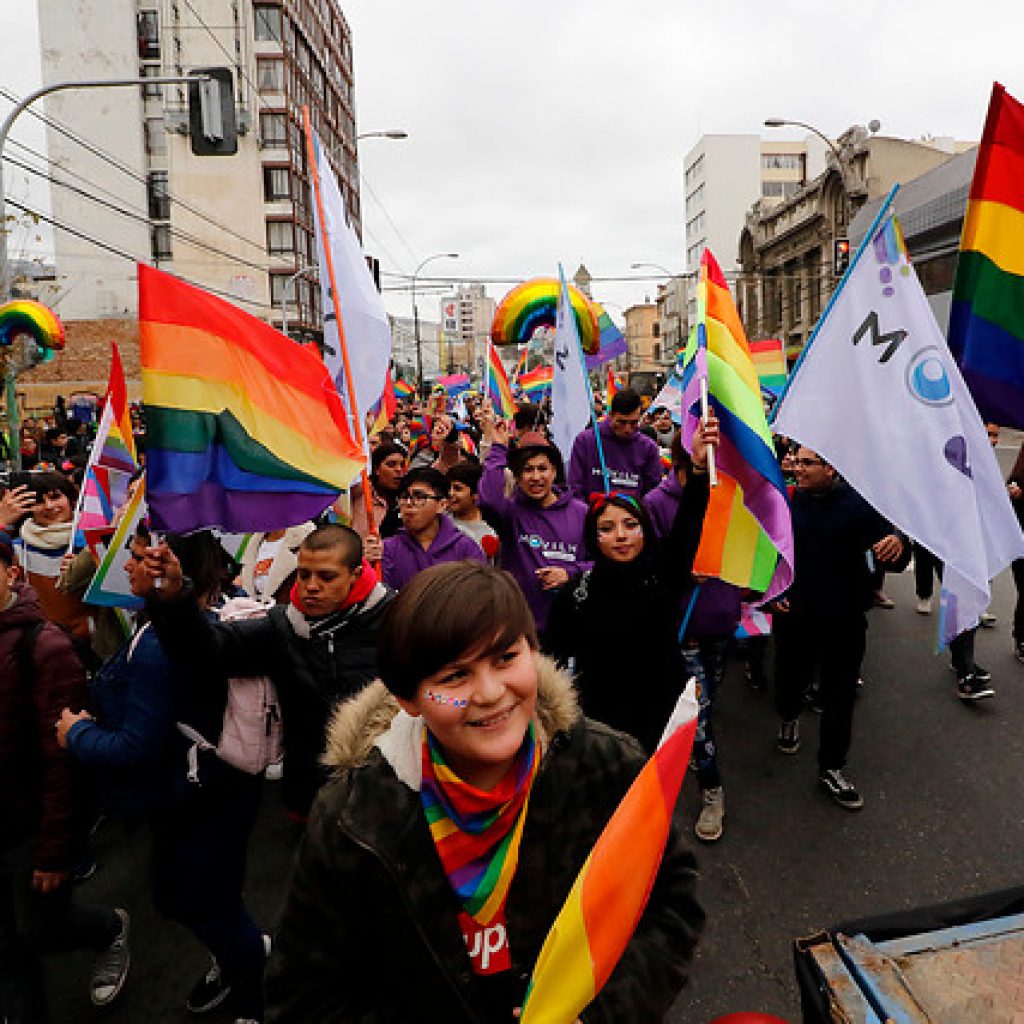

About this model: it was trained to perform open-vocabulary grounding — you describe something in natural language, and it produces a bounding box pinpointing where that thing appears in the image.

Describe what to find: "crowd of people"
[1,385,1022,1022]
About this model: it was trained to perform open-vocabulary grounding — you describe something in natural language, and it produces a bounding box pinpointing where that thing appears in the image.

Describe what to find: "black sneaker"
[957,673,995,701]
[91,908,130,1006]
[972,663,992,683]
[819,769,864,810]
[186,958,231,1014]
[777,719,800,754]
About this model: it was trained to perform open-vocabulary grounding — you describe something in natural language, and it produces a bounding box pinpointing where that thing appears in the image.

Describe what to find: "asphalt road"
[44,441,1024,1023]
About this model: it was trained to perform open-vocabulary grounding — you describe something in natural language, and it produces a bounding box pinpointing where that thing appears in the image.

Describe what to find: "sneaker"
[979,612,997,628]
[186,957,231,1014]
[873,590,895,609]
[73,854,97,884]
[915,597,932,615]
[91,908,129,1006]
[819,769,864,810]
[777,719,800,754]
[695,787,725,843]
[1015,640,1024,663]
[957,673,995,701]
[973,663,992,683]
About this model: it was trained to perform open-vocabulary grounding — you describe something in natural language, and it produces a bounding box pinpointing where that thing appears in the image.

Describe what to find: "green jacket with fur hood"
[265,655,704,1023]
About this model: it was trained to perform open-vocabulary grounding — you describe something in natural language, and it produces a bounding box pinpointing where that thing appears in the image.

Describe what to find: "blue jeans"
[683,641,726,790]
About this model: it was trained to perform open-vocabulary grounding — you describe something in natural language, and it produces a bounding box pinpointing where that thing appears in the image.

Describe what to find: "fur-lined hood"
[322,653,579,791]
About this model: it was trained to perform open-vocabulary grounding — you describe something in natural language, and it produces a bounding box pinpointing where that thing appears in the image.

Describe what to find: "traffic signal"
[833,238,851,276]
[188,67,237,155]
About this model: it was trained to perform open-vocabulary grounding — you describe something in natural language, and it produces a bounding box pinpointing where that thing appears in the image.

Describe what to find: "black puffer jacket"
[146,582,392,817]
[265,657,704,1023]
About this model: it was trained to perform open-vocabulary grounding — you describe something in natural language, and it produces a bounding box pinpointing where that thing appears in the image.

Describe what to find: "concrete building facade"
[623,301,662,382]
[439,283,495,376]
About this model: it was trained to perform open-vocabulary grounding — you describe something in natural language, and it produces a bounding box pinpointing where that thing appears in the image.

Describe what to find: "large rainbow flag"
[679,249,793,601]
[948,82,1024,429]
[486,343,517,418]
[748,338,788,397]
[519,686,699,1024]
[139,264,364,533]
[519,365,553,400]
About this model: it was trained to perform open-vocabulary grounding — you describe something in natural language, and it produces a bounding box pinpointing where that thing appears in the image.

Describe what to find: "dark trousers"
[774,611,866,771]
[683,640,727,791]
[913,543,941,599]
[151,769,265,1019]
[1012,558,1024,641]
[0,840,118,1024]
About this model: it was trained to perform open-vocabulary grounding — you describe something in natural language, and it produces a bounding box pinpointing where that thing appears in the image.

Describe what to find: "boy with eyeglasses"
[378,468,485,591]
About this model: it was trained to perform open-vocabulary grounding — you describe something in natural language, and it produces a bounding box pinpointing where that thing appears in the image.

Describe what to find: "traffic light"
[188,67,237,155]
[833,237,851,276]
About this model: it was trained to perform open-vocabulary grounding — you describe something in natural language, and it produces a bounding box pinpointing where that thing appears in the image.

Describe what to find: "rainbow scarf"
[421,722,539,925]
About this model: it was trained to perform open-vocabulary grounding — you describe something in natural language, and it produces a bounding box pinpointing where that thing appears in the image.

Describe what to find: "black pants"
[913,543,941,599]
[1013,558,1024,642]
[0,840,119,1024]
[774,611,866,771]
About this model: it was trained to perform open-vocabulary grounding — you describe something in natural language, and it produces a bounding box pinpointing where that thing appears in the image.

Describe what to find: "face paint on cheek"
[425,689,469,708]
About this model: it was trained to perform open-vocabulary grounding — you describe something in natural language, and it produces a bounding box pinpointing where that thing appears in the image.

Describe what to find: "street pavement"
[45,443,1023,1023]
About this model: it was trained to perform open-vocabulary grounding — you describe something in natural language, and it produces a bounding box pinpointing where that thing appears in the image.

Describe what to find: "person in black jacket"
[143,524,393,822]
[770,447,908,811]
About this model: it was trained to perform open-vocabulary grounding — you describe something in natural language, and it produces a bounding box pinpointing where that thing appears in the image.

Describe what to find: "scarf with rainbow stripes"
[420,722,539,925]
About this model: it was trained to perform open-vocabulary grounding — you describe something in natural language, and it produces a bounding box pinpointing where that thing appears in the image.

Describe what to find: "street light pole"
[281,262,319,339]
[412,252,458,393]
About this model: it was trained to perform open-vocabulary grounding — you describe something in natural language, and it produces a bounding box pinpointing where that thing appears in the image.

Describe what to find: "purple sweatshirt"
[644,473,742,638]
[382,515,485,591]
[479,444,590,631]
[567,419,663,501]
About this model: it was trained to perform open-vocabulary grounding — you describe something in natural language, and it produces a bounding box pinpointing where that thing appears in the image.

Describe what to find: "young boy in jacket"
[0,533,129,1019]
[265,561,703,1023]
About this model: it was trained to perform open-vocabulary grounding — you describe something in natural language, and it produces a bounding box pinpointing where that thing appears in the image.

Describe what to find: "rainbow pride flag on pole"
[948,81,1024,429]
[519,684,699,1024]
[519,365,553,400]
[679,249,793,601]
[486,342,517,418]
[139,264,364,533]
[394,377,415,400]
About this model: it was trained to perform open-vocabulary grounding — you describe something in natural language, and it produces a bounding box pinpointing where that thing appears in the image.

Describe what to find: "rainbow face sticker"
[424,689,469,708]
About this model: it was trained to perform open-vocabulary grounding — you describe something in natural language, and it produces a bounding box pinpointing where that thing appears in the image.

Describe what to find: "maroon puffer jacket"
[0,583,88,871]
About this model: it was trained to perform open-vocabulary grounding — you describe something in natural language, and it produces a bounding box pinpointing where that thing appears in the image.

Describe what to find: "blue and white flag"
[550,265,593,470]
[773,210,1024,648]
[309,128,392,433]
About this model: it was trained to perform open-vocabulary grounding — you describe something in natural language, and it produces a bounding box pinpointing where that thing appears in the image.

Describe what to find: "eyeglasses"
[792,458,825,467]
[398,492,443,506]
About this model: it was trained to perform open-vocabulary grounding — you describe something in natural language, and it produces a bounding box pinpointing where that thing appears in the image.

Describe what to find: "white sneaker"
[695,787,725,842]
[915,598,932,615]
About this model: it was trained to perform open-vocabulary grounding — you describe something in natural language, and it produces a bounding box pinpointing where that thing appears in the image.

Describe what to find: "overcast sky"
[4,0,1023,322]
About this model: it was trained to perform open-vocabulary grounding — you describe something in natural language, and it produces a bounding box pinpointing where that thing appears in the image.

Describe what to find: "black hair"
[377,562,537,699]
[22,470,77,505]
[583,492,657,561]
[399,466,448,498]
[165,531,229,605]
[508,438,564,481]
[513,403,542,432]
[446,460,483,494]
[301,523,363,569]
[610,388,642,415]
[371,442,407,475]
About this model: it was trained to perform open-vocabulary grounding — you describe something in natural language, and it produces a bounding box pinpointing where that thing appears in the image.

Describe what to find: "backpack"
[176,598,284,780]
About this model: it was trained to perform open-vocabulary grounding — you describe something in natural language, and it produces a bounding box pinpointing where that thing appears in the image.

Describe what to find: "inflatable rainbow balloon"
[491,278,601,355]
[0,299,66,360]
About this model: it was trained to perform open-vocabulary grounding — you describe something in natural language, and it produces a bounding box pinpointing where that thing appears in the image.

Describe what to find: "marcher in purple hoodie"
[478,410,588,635]
[378,468,485,590]
[567,388,663,500]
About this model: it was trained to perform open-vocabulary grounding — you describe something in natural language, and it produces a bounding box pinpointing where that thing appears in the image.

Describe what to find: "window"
[761,152,805,172]
[144,117,166,156]
[140,64,162,99]
[653,343,662,362]
[259,111,287,147]
[151,224,172,260]
[263,165,291,201]
[147,171,170,220]
[137,10,160,58]
[266,219,294,255]
[253,3,282,42]
[269,273,289,304]
[652,322,660,338]
[257,57,284,92]
[762,181,785,198]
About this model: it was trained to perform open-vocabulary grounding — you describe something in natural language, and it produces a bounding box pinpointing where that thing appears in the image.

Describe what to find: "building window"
[266,219,294,255]
[253,3,283,42]
[147,171,170,220]
[263,165,291,201]
[256,57,284,92]
[151,224,172,260]
[137,10,160,58]
[259,111,287,147]
[140,64,163,99]
[762,152,805,172]
[653,343,662,362]
[144,117,166,156]
[269,273,289,304]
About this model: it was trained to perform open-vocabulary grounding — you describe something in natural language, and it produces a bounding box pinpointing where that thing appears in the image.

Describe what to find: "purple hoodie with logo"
[567,419,663,501]
[381,515,485,591]
[479,443,590,631]
[644,472,743,638]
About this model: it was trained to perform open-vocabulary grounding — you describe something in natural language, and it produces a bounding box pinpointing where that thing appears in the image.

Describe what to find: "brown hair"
[301,523,362,569]
[377,562,537,699]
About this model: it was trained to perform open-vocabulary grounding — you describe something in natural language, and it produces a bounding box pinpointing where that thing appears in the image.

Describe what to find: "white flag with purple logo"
[550,265,593,468]
[772,209,1024,648]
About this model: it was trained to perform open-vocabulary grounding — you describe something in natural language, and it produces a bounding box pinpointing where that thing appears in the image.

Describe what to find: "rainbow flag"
[512,346,530,382]
[519,686,699,1024]
[679,249,793,601]
[606,367,618,404]
[585,302,629,371]
[370,371,398,434]
[139,264,364,533]
[105,341,137,466]
[748,338,787,397]
[519,365,553,399]
[486,343,517,418]
[948,82,1024,429]
[394,377,415,400]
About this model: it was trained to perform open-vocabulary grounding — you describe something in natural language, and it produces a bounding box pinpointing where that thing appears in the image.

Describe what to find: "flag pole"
[698,376,717,487]
[303,107,377,546]
[770,184,900,424]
